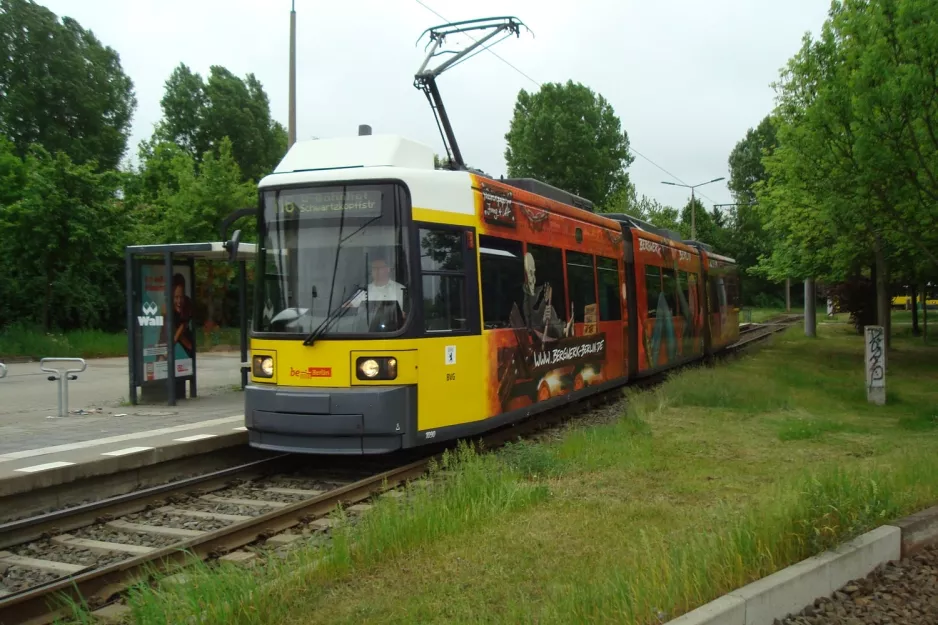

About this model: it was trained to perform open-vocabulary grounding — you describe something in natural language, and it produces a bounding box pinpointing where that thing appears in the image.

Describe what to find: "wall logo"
[138,301,164,327]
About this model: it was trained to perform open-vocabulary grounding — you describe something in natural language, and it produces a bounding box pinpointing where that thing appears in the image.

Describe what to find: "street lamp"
[661,177,725,241]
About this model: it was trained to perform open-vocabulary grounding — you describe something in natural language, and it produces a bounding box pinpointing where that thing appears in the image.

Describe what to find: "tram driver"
[345,250,407,330]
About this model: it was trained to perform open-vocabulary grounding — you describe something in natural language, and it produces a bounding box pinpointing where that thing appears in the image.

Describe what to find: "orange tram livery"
[245,134,740,455]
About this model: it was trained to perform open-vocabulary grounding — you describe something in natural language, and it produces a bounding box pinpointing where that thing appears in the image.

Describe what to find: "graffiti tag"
[639,238,661,255]
[866,326,884,389]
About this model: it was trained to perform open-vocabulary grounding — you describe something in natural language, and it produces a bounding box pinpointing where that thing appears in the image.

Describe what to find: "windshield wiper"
[303,285,365,346]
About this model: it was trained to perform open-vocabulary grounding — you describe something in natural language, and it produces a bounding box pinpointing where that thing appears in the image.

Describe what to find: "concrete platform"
[0,353,251,508]
[0,352,244,453]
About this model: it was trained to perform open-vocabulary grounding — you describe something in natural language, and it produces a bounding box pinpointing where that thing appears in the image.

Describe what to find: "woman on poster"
[157,273,194,362]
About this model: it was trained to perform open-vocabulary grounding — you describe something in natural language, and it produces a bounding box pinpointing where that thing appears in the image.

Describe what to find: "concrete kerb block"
[826,525,900,592]
[731,549,839,625]
[663,525,902,625]
[665,595,745,625]
[893,503,938,557]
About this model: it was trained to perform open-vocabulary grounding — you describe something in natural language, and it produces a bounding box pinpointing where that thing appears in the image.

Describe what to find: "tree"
[755,0,938,347]
[0,135,25,206]
[0,146,130,330]
[728,116,777,206]
[679,197,726,247]
[597,179,639,216]
[725,115,783,305]
[153,64,287,183]
[0,0,136,171]
[504,80,634,208]
[127,137,256,327]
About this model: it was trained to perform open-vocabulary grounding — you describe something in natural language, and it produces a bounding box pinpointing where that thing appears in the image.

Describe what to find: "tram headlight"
[356,357,398,381]
[252,355,274,378]
[358,358,380,378]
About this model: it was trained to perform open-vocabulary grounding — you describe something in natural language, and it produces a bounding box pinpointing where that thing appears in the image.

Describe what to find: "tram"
[243,133,740,454]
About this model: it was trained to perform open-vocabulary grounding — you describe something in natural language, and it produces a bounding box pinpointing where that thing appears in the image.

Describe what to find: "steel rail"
[0,457,431,625]
[0,318,799,625]
[0,455,291,551]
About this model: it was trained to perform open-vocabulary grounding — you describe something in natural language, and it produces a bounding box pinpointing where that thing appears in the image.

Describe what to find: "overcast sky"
[41,0,831,211]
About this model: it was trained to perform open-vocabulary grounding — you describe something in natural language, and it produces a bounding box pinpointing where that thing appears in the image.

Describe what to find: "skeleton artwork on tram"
[521,252,572,341]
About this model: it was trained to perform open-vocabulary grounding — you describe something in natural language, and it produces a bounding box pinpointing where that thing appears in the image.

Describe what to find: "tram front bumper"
[244,384,416,455]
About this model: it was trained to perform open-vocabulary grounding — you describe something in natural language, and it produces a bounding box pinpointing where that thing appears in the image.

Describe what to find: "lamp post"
[288,0,296,149]
[661,177,725,241]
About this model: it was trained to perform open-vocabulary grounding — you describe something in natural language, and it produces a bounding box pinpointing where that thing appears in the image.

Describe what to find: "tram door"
[413,224,483,434]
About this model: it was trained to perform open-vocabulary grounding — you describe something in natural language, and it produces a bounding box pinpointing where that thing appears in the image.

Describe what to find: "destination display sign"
[278,188,384,218]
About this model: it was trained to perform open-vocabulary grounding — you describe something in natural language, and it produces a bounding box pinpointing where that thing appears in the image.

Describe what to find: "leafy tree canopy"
[152,63,287,183]
[0,0,136,171]
[504,80,634,208]
[0,145,128,330]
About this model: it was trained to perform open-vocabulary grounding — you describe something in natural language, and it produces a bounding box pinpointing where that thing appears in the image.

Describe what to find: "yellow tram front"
[245,135,483,455]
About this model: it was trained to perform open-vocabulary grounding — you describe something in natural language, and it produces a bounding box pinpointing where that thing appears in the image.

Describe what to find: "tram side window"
[661,267,677,316]
[527,243,568,326]
[419,228,467,332]
[725,275,740,308]
[565,251,596,323]
[646,265,661,318]
[710,276,727,312]
[479,235,523,329]
[678,270,691,318]
[597,256,621,321]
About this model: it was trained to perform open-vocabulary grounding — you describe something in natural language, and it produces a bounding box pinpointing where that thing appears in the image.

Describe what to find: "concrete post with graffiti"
[865,325,886,405]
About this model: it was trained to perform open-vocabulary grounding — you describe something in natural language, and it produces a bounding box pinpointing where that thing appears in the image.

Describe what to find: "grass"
[0,324,242,360]
[59,318,938,625]
[741,307,787,323]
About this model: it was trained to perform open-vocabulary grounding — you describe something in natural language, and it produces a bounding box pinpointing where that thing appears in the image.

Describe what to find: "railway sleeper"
[50,535,155,556]
[198,495,289,508]
[0,551,87,574]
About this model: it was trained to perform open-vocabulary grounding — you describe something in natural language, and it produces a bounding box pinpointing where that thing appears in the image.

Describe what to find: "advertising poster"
[138,264,195,382]
[477,179,625,416]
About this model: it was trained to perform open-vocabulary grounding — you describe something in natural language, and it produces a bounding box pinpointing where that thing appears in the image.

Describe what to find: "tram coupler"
[40,357,87,417]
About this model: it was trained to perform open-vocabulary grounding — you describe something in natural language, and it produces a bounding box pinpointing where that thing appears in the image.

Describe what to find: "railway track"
[732,314,802,349]
[0,317,800,625]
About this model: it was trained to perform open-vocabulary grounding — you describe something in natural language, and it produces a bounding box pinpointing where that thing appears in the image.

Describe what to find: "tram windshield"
[255,183,411,337]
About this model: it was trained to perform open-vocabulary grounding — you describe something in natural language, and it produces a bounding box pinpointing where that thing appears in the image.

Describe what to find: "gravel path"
[781,544,938,624]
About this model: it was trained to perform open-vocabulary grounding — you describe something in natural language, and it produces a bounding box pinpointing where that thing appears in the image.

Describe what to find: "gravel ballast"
[781,544,938,625]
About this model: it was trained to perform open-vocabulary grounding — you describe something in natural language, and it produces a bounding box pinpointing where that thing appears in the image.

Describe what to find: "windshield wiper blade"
[303,285,365,347]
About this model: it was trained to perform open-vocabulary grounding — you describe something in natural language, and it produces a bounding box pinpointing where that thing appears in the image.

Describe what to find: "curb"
[0,432,246,499]
[665,510,937,625]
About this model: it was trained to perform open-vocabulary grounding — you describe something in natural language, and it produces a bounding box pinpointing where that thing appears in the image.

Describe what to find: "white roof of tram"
[257,134,476,216]
[269,135,436,178]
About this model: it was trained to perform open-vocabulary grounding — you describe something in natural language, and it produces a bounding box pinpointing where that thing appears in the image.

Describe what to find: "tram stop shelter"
[124,241,256,407]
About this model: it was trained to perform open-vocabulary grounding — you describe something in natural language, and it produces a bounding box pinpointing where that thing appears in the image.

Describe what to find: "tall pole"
[288,0,296,148]
[804,278,816,337]
[690,187,696,241]
[661,177,724,242]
